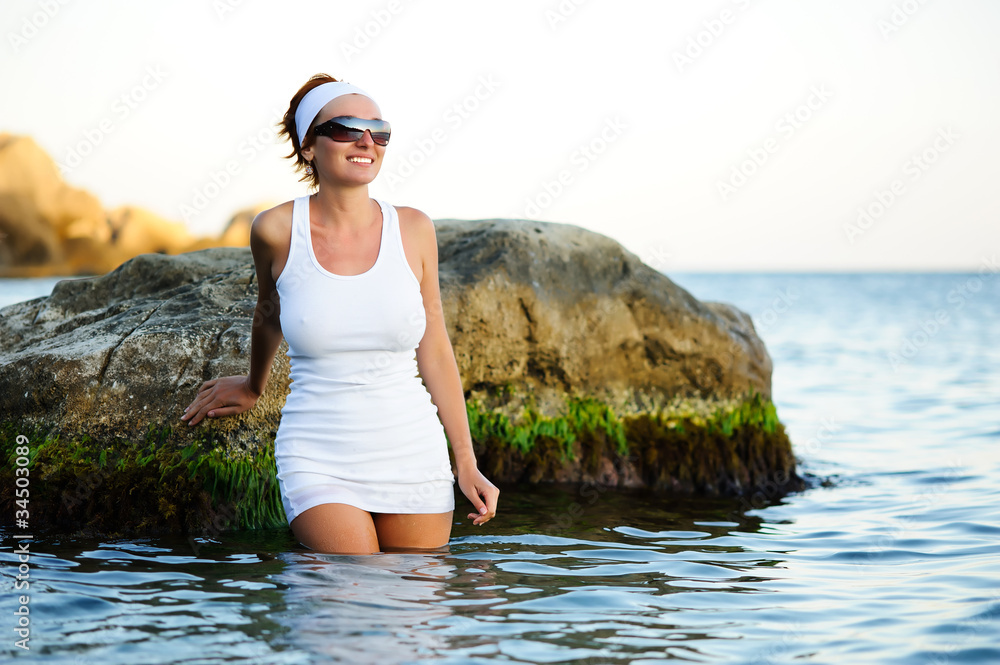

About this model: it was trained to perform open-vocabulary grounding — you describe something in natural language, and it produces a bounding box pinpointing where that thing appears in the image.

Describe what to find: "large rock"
[0,219,771,449]
[0,221,803,536]
[434,218,771,416]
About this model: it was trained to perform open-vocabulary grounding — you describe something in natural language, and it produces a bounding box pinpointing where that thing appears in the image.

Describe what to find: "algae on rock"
[1,390,801,538]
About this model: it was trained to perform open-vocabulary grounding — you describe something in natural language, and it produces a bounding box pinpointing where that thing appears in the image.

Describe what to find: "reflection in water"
[269,551,462,663]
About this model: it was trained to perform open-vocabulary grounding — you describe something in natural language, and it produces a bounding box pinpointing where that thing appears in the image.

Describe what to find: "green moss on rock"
[1,391,802,537]
[466,389,801,495]
[0,422,284,538]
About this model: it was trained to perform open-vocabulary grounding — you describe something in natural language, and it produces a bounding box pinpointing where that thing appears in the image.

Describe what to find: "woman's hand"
[180,375,259,426]
[457,464,500,526]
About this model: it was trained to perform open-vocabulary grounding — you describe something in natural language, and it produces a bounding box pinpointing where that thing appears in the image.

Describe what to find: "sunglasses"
[312,116,391,146]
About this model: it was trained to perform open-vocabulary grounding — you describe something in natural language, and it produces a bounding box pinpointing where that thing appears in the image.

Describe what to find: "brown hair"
[278,73,339,189]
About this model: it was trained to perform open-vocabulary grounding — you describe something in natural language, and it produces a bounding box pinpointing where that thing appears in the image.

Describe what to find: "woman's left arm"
[406,208,499,526]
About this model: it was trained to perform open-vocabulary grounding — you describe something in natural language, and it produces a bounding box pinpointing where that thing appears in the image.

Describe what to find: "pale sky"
[2,0,998,271]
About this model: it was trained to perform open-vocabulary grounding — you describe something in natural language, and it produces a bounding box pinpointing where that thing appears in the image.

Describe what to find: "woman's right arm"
[181,210,285,426]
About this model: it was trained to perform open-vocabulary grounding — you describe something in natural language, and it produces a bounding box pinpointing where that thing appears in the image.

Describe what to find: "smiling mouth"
[347,156,373,164]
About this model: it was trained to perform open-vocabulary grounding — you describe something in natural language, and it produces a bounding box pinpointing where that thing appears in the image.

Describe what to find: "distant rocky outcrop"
[0,133,258,276]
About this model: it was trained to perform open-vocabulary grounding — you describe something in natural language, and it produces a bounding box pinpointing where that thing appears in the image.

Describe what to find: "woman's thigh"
[371,511,454,552]
[290,503,381,554]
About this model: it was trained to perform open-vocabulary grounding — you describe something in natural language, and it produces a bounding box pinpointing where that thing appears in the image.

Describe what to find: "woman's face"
[302,93,386,187]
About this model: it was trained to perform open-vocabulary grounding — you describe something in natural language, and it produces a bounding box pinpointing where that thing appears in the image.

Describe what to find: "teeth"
[348,157,373,163]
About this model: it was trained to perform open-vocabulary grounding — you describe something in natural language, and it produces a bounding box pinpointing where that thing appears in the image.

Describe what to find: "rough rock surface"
[434,218,771,416]
[0,217,771,452]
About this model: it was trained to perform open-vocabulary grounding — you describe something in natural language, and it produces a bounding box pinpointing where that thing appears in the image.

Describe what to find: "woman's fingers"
[181,390,218,425]
[181,382,214,420]
[456,470,500,526]
[486,485,500,511]
[471,505,491,524]
[183,405,208,425]
[188,403,221,425]
[206,405,241,418]
[468,483,499,525]
[184,392,207,411]
[195,379,218,399]
[181,376,258,426]
[181,392,213,421]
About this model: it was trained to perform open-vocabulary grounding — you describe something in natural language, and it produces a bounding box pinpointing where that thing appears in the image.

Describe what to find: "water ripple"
[3,274,999,663]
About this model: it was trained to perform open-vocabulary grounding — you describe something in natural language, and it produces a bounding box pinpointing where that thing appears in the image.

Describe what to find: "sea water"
[1,272,998,664]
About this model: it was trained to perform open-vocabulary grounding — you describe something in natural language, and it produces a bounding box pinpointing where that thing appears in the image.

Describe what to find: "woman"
[180,74,499,555]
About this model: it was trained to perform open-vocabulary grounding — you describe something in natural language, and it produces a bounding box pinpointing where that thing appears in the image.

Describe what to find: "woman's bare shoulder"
[250,200,295,250]
[394,205,436,239]
[393,206,438,282]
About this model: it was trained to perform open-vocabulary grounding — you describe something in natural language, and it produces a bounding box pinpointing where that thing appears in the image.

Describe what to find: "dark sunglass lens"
[315,118,390,145]
[329,122,361,142]
[315,121,353,141]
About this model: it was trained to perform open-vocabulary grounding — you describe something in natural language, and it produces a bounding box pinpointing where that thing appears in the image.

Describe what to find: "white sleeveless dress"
[273,196,456,524]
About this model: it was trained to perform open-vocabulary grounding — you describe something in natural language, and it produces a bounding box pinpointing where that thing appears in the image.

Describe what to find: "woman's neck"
[309,185,374,232]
